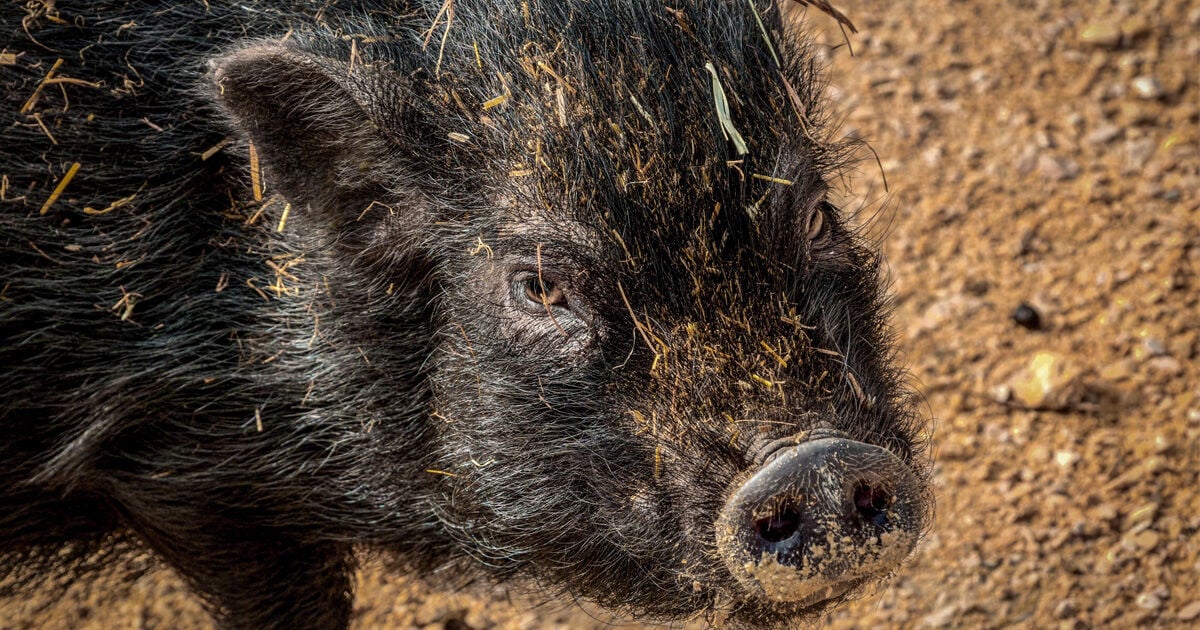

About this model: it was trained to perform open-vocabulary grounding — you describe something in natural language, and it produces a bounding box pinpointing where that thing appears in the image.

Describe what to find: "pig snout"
[716,433,924,606]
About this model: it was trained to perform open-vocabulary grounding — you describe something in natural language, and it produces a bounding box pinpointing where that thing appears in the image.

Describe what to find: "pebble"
[1132,76,1165,100]
[1178,600,1200,622]
[1080,22,1122,48]
[1146,457,1167,475]
[1037,154,1081,181]
[1125,502,1159,528]
[1120,16,1151,40]
[1152,185,1181,202]
[968,68,992,91]
[1105,464,1148,492]
[1085,123,1122,145]
[1099,359,1135,382]
[1015,144,1039,175]
[1053,599,1078,619]
[1011,351,1081,408]
[922,604,960,627]
[1162,515,1184,539]
[1035,129,1054,149]
[1012,303,1043,330]
[1133,530,1161,552]
[1054,450,1080,468]
[1121,138,1158,175]
[1145,356,1182,375]
[1136,592,1162,611]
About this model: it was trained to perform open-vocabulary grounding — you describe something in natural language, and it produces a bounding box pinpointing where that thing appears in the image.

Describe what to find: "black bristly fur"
[1,2,931,628]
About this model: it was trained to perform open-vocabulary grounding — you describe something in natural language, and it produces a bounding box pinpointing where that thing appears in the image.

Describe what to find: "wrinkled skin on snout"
[1,1,930,628]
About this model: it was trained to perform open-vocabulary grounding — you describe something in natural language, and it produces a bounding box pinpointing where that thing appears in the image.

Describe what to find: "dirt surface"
[5,0,1198,628]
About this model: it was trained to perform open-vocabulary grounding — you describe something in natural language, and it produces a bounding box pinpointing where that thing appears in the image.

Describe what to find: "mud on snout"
[715,431,928,615]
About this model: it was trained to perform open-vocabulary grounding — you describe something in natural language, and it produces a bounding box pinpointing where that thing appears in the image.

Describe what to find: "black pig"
[1,1,932,628]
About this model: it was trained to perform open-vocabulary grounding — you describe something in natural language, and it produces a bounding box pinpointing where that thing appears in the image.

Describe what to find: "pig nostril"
[754,502,802,544]
[719,440,924,605]
[853,483,892,528]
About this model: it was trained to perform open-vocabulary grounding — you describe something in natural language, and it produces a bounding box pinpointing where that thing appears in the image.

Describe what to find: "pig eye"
[806,203,829,243]
[516,274,568,310]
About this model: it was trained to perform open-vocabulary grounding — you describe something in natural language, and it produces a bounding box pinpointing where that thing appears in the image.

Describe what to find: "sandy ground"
[4,0,1198,628]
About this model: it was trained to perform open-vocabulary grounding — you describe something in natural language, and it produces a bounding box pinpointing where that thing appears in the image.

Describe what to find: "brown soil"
[5,0,1198,628]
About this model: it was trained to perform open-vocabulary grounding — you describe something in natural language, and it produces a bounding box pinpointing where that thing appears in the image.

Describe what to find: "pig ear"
[209,45,402,231]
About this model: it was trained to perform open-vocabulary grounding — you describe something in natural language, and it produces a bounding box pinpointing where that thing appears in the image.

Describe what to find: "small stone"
[1054,450,1080,468]
[1128,137,1156,165]
[1105,464,1147,492]
[968,68,992,92]
[1188,408,1200,424]
[1012,303,1042,330]
[1099,359,1135,382]
[1143,337,1167,356]
[1132,76,1165,100]
[1035,129,1054,149]
[1178,600,1200,622]
[1037,154,1080,181]
[1086,123,1122,145]
[1145,356,1182,375]
[1163,515,1184,539]
[1054,599,1078,619]
[963,278,991,296]
[1015,145,1039,175]
[1125,502,1159,528]
[1145,457,1167,475]
[1133,530,1161,552]
[1011,352,1082,408]
[1080,22,1122,48]
[922,604,959,627]
[1120,16,1151,40]
[1136,592,1162,610]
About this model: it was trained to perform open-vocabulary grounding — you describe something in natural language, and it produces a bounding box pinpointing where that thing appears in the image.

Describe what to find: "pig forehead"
[494,208,606,252]
[463,17,829,246]
[438,0,837,274]
[493,45,809,193]
[485,163,824,283]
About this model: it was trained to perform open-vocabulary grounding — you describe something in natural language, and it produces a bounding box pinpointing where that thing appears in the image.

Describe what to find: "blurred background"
[6,0,1197,627]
